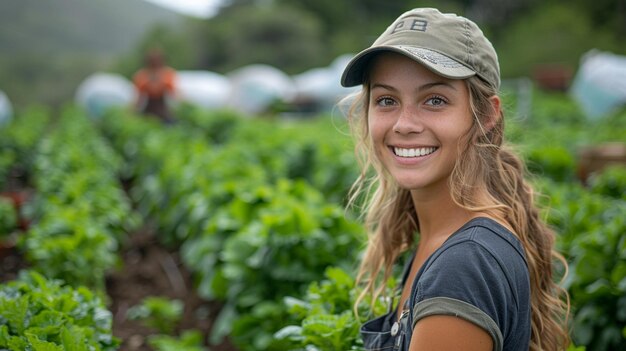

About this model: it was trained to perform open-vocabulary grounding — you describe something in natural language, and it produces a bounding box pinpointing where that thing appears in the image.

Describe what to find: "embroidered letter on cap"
[391,21,405,33]
[410,19,427,31]
[391,18,428,34]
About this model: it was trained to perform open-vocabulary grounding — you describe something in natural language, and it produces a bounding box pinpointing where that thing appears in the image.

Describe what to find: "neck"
[411,184,475,242]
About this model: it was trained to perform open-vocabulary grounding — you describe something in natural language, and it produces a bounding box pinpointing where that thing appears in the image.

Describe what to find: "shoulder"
[133,69,149,83]
[445,218,528,274]
[416,217,529,305]
[446,217,527,261]
[410,218,531,349]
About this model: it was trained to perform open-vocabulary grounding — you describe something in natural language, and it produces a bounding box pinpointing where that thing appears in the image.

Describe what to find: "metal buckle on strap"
[391,309,410,337]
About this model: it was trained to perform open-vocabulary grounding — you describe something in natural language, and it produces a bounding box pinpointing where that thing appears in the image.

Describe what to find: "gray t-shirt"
[407,217,531,350]
[360,217,531,351]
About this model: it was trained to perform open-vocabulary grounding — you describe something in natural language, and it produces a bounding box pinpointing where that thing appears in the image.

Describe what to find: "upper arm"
[409,314,493,351]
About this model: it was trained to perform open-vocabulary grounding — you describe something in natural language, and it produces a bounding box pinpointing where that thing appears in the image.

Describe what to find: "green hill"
[0,0,186,110]
[0,0,183,55]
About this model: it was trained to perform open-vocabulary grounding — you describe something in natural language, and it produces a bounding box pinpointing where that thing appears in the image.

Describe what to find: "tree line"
[3,0,626,110]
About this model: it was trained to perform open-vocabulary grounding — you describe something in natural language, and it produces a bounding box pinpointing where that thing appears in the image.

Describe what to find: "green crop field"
[0,89,625,351]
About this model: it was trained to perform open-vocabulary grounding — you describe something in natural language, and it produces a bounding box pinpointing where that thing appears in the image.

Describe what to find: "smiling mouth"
[393,146,438,158]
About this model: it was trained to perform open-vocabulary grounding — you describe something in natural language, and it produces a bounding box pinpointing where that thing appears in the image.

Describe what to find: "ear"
[483,95,502,132]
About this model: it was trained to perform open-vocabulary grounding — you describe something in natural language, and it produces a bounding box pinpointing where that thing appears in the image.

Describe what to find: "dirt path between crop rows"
[0,185,238,351]
[106,221,238,351]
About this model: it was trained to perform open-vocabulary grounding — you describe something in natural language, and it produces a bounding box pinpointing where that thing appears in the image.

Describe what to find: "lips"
[392,146,438,158]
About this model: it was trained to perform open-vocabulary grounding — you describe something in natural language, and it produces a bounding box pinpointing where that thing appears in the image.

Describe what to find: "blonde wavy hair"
[347,75,570,350]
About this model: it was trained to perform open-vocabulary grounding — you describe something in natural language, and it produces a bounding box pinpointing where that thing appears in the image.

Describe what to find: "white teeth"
[394,147,437,158]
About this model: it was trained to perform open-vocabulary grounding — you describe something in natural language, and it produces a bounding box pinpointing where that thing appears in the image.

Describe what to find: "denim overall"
[360,304,410,350]
[360,256,414,351]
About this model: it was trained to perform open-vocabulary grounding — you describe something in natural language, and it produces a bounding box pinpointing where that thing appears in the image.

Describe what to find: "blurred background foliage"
[0,0,625,110]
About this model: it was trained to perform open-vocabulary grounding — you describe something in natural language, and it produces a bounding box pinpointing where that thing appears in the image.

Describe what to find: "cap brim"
[340,46,476,87]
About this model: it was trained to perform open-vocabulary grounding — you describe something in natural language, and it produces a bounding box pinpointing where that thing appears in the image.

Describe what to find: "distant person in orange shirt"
[133,48,177,124]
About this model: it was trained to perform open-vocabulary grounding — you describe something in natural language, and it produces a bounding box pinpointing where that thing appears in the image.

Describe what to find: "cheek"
[441,113,474,142]
[367,114,386,157]
[367,107,387,131]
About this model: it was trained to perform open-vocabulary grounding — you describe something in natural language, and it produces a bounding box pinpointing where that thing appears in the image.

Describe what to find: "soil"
[105,222,239,351]
[0,175,239,351]
[0,237,29,282]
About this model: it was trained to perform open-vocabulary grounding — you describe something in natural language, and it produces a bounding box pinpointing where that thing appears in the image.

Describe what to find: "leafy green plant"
[0,106,51,184]
[180,179,364,350]
[20,207,119,289]
[526,145,576,182]
[0,148,16,191]
[176,105,241,145]
[126,296,184,334]
[563,203,626,350]
[588,165,626,201]
[274,266,395,351]
[147,330,208,351]
[538,179,626,350]
[0,270,118,351]
[18,106,138,289]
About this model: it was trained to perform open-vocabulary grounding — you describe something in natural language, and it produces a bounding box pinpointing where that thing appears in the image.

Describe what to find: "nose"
[393,105,424,134]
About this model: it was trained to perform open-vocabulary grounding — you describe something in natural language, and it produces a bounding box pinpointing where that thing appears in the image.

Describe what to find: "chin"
[391,173,448,192]
[393,178,426,190]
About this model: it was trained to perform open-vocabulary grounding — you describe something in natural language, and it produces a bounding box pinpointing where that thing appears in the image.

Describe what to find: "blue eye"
[376,96,396,107]
[426,96,447,106]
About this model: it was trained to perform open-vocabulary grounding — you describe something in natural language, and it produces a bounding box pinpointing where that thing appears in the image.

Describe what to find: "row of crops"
[0,90,625,350]
[0,107,124,350]
[98,106,367,350]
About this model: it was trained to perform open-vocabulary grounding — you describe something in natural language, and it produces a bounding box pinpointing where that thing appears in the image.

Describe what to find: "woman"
[340,8,570,351]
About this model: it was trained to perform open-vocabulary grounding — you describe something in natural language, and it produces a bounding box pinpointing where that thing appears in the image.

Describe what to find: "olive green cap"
[341,8,500,90]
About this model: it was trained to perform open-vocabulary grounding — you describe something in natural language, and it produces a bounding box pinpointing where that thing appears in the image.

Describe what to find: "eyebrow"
[370,81,458,92]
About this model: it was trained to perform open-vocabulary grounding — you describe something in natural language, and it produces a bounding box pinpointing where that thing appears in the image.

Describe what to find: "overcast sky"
[143,0,223,18]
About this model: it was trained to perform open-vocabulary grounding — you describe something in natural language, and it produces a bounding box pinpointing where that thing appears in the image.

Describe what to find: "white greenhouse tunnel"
[75,73,137,119]
[74,55,361,118]
[293,54,360,112]
[175,70,231,110]
[570,50,626,120]
[0,90,13,127]
[226,64,296,115]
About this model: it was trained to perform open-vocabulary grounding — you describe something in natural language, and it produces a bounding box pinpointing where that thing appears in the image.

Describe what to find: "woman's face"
[367,52,473,193]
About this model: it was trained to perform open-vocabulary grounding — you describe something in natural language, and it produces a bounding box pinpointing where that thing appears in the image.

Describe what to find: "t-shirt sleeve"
[410,241,512,351]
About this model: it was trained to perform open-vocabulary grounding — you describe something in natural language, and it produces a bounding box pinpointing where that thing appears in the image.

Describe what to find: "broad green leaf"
[61,327,91,351]
[26,333,64,351]
[273,325,303,341]
[0,295,29,333]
